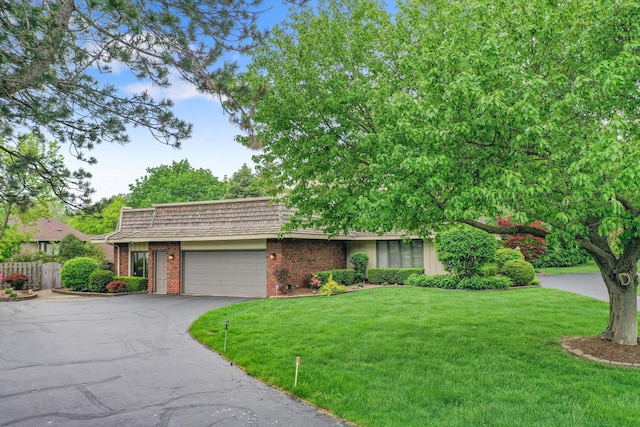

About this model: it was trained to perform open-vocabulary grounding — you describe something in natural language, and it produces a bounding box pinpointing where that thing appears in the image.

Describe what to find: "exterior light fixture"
[269,253,276,259]
[168,254,175,260]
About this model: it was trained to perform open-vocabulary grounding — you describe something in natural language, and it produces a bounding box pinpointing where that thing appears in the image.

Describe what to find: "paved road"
[538,272,640,308]
[0,295,348,427]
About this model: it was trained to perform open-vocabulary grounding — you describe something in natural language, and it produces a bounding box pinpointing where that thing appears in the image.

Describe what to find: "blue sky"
[64,2,296,201]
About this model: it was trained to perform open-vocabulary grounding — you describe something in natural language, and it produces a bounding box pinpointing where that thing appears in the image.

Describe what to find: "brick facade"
[266,239,346,297]
[115,244,129,277]
[148,242,181,294]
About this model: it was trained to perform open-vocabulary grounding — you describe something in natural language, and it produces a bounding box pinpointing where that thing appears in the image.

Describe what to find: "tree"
[0,0,302,206]
[241,0,640,344]
[0,135,91,241]
[127,160,226,207]
[68,195,126,235]
[224,163,264,199]
[59,232,105,262]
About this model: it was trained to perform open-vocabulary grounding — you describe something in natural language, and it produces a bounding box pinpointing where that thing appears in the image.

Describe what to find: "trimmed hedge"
[114,276,148,292]
[61,257,100,291]
[480,263,499,277]
[501,259,535,286]
[495,248,524,269]
[88,269,115,293]
[532,243,590,268]
[368,268,424,285]
[315,269,356,286]
[407,273,511,290]
[435,227,497,278]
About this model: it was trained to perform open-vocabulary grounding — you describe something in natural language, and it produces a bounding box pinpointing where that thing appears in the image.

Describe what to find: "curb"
[52,288,148,297]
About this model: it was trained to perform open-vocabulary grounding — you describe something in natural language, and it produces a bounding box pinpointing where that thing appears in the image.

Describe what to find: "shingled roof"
[100,197,331,243]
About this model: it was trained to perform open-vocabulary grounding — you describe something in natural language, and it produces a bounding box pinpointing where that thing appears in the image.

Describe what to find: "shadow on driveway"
[0,294,348,426]
[539,272,640,309]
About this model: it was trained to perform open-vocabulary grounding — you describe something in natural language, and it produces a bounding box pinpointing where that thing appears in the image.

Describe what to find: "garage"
[183,251,267,297]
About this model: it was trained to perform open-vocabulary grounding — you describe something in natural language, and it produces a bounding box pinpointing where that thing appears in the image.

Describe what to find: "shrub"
[422,274,459,289]
[319,275,347,295]
[501,259,535,286]
[480,263,498,277]
[88,269,115,293]
[457,276,511,290]
[405,273,429,287]
[496,217,548,261]
[495,248,525,269]
[532,242,589,268]
[350,252,369,282]
[435,227,497,278]
[114,276,148,292]
[106,280,128,293]
[4,273,29,290]
[274,265,291,294]
[315,269,356,286]
[309,273,322,289]
[368,268,424,285]
[60,257,100,291]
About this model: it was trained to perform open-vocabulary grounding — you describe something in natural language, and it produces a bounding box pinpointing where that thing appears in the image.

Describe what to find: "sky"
[63,2,296,201]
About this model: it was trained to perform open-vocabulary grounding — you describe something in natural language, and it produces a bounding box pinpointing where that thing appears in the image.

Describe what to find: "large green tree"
[127,159,226,207]
[224,163,264,199]
[0,135,91,240]
[68,195,126,235]
[240,0,640,344]
[0,0,301,205]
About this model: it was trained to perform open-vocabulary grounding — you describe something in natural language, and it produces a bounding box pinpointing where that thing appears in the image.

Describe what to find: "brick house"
[97,197,444,297]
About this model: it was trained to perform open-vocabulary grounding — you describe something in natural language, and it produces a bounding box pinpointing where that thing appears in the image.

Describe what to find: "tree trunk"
[600,267,639,345]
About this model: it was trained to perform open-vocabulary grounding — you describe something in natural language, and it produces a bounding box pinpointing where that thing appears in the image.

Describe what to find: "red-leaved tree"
[496,217,549,261]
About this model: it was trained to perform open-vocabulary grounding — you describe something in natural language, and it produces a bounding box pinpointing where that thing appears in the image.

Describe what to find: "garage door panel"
[183,251,266,297]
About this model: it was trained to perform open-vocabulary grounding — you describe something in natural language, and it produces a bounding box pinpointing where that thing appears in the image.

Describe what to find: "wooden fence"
[0,262,62,290]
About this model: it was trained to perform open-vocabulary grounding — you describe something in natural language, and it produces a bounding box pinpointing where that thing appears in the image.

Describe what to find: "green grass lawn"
[190,287,640,427]
[535,259,600,275]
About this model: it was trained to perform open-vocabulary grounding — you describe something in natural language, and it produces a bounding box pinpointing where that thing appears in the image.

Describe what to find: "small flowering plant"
[309,274,322,289]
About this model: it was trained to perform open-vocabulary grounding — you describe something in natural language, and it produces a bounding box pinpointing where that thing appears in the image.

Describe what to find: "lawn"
[190,287,640,427]
[535,259,600,275]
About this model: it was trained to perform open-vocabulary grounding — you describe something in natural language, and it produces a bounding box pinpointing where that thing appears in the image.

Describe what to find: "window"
[376,240,424,268]
[131,251,148,277]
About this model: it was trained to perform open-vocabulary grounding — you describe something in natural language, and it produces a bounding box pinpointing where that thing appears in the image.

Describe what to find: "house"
[18,217,114,262]
[97,197,444,297]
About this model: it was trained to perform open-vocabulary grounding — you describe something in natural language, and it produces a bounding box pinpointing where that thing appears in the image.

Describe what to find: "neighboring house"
[96,197,445,298]
[18,217,114,262]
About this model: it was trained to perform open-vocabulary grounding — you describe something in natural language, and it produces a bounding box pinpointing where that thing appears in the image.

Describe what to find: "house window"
[376,240,424,268]
[41,242,59,255]
[131,251,148,277]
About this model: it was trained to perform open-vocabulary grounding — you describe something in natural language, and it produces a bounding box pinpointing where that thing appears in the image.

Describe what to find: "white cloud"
[121,73,218,103]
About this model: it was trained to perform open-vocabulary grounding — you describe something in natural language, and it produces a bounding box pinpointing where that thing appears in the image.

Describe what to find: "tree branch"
[458,218,550,238]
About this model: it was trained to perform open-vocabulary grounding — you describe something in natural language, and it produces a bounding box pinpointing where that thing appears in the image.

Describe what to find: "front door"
[154,251,167,294]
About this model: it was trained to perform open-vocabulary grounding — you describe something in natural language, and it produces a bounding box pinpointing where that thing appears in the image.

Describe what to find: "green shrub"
[501,259,535,286]
[319,275,347,295]
[457,276,511,290]
[88,269,115,293]
[480,263,499,277]
[60,257,100,291]
[106,280,128,293]
[368,268,424,285]
[315,269,356,286]
[532,242,589,268]
[422,274,459,289]
[4,273,29,290]
[114,276,148,292]
[406,273,429,287]
[495,248,524,269]
[350,252,369,282]
[435,227,497,278]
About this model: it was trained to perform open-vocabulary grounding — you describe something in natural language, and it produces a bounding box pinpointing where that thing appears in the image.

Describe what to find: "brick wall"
[148,242,181,294]
[116,244,129,277]
[266,239,346,296]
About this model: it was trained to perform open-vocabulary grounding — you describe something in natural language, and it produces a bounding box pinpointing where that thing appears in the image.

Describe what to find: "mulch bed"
[0,289,38,301]
[562,336,640,368]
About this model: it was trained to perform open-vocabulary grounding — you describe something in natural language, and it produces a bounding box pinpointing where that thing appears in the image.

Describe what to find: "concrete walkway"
[0,295,348,427]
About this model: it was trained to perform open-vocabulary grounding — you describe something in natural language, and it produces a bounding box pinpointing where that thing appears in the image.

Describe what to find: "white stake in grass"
[294,356,301,387]
[224,320,229,352]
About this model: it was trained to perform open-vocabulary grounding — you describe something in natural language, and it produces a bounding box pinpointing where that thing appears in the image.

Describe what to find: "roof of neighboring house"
[97,197,416,244]
[20,217,91,242]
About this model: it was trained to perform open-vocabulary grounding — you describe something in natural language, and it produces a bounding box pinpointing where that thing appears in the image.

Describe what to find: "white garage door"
[183,251,267,297]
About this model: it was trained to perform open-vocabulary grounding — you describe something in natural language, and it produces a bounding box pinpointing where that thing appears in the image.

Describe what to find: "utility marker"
[294,356,301,387]
[224,320,229,353]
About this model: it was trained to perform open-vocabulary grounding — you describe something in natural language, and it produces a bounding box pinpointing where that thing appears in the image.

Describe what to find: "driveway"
[539,272,640,308]
[0,294,348,427]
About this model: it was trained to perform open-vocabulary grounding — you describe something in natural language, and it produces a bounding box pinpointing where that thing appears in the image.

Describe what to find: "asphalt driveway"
[0,294,347,427]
